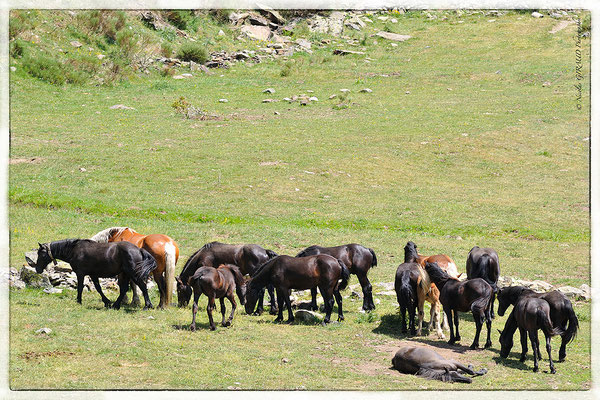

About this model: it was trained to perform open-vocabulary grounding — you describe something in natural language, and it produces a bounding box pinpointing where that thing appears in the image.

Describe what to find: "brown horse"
[466,246,500,318]
[91,227,179,309]
[188,264,246,331]
[404,241,458,339]
[296,244,377,311]
[245,255,350,324]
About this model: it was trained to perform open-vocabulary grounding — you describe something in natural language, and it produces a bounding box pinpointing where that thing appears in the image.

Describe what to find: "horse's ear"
[497,329,503,335]
[38,242,43,248]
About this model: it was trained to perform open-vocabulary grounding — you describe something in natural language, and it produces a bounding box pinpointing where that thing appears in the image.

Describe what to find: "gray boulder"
[20,266,51,288]
[294,309,323,323]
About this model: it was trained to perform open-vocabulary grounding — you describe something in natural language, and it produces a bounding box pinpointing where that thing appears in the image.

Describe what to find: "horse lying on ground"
[91,227,179,309]
[404,241,458,339]
[425,262,493,349]
[245,255,350,324]
[176,241,278,314]
[26,239,157,310]
[499,297,564,373]
[394,244,431,335]
[188,264,246,331]
[498,286,577,362]
[296,243,377,311]
[392,346,487,383]
[466,246,500,318]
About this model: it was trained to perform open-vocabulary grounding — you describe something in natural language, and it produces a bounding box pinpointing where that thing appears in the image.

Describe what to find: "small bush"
[116,29,136,56]
[22,54,67,85]
[280,62,293,77]
[166,10,194,30]
[176,43,208,63]
[10,39,26,58]
[160,42,173,57]
[209,9,233,24]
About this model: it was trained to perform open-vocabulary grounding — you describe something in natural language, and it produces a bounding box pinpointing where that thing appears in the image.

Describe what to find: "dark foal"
[425,262,493,349]
[26,239,157,310]
[245,255,350,324]
[296,244,377,311]
[466,246,500,318]
[394,261,428,335]
[188,264,246,331]
[176,241,278,314]
[497,286,578,362]
[392,346,487,383]
[499,297,564,373]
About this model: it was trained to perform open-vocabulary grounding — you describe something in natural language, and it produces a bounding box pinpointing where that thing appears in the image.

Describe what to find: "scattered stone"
[390,43,398,47]
[20,266,51,289]
[531,11,544,18]
[70,40,82,48]
[307,11,345,36]
[281,357,290,363]
[359,88,372,93]
[294,309,323,323]
[375,31,411,42]
[329,94,337,99]
[333,49,365,56]
[557,286,588,301]
[376,290,396,296]
[295,38,311,50]
[109,104,135,110]
[218,29,225,36]
[308,96,318,102]
[263,88,276,93]
[340,88,350,93]
[390,18,398,23]
[219,99,229,103]
[10,66,16,72]
[181,73,193,78]
[405,91,411,94]
[97,54,105,60]
[283,97,292,102]
[36,327,52,335]
[241,25,271,41]
[274,111,280,115]
[262,98,275,103]
[375,281,394,291]
[173,75,185,80]
[43,287,63,294]
[550,20,570,34]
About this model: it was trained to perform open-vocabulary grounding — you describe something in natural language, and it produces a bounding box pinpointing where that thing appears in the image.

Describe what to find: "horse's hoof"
[269,309,278,315]
[469,344,478,350]
[210,326,216,331]
[550,368,556,374]
[274,318,283,323]
[557,358,566,363]
[252,310,263,316]
[143,306,153,311]
[222,321,231,327]
[338,316,345,322]
[533,367,539,372]
[104,302,112,308]
[484,341,492,348]
[286,319,294,324]
[190,324,196,332]
[519,357,526,362]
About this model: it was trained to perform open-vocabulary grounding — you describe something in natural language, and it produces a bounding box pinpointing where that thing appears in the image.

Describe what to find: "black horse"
[245,255,350,324]
[392,345,488,383]
[296,243,377,311]
[26,239,157,310]
[425,262,493,349]
[466,246,500,318]
[176,241,278,314]
[497,285,578,362]
[188,264,246,331]
[499,297,564,373]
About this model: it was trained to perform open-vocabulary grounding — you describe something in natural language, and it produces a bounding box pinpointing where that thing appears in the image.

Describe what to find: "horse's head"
[236,278,247,306]
[496,288,509,317]
[176,277,193,307]
[244,280,260,315]
[404,241,418,263]
[26,243,56,274]
[498,327,513,358]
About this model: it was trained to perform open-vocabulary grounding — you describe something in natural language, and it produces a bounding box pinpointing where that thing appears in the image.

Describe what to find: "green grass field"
[8,10,591,390]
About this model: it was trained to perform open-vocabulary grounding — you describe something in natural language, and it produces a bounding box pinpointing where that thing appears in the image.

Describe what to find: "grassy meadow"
[8,10,591,390]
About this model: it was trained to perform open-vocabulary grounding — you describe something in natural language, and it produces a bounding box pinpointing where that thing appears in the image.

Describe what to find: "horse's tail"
[164,242,177,306]
[417,267,432,295]
[369,248,377,267]
[265,249,279,259]
[537,307,565,337]
[296,245,318,258]
[563,300,579,344]
[471,291,492,324]
[337,259,350,291]
[479,254,497,292]
[133,248,158,282]
[399,270,415,308]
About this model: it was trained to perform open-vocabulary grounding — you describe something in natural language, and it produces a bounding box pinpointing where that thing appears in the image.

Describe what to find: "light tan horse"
[404,241,459,339]
[91,227,179,308]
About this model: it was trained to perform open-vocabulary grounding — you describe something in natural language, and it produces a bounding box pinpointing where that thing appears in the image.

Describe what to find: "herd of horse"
[25,226,580,382]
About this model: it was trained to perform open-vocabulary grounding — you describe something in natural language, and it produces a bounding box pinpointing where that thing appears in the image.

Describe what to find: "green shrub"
[22,54,67,85]
[10,39,26,58]
[176,43,208,63]
[165,10,194,30]
[209,9,232,24]
[116,29,136,56]
[160,42,173,57]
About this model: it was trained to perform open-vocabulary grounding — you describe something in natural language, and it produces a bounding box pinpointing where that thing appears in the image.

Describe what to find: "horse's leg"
[226,294,237,326]
[408,296,416,335]
[190,289,201,331]
[219,297,227,326]
[446,309,456,345]
[333,288,344,322]
[134,279,154,311]
[129,280,141,308]
[470,309,483,350]
[454,362,488,377]
[254,287,265,315]
[267,284,278,315]
[154,270,167,310]
[319,286,334,324]
[90,276,112,308]
[519,327,528,362]
[546,334,556,374]
[453,309,461,343]
[529,330,539,372]
[310,287,319,311]
[207,296,216,331]
[112,274,130,310]
[558,333,568,362]
[490,291,496,319]
[274,288,285,323]
[415,290,424,336]
[433,302,444,339]
[357,272,374,311]
[76,273,85,304]
[484,303,493,348]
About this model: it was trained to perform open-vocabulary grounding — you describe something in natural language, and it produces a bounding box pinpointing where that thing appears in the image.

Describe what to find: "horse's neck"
[250,258,275,289]
[50,240,76,262]
[180,251,204,281]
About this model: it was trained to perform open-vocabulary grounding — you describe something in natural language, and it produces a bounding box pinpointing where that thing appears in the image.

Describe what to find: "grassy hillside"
[8,9,591,390]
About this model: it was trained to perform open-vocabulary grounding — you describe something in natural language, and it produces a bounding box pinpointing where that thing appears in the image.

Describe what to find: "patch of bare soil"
[9,157,43,165]
[19,350,75,361]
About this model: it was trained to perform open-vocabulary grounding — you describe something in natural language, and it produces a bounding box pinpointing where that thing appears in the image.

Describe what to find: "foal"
[425,262,493,349]
[499,297,564,373]
[188,264,246,331]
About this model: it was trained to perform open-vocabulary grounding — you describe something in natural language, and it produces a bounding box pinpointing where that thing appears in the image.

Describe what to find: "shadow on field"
[172,322,211,331]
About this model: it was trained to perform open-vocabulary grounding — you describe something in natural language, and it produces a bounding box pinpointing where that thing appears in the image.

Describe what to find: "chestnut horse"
[404,241,458,339]
[91,227,179,309]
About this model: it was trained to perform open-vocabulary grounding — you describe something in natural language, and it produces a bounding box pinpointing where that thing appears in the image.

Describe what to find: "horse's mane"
[404,241,419,263]
[49,238,91,261]
[201,241,223,251]
[296,245,319,257]
[220,264,244,288]
[424,262,456,285]
[249,256,278,290]
[90,227,129,242]
[501,285,530,300]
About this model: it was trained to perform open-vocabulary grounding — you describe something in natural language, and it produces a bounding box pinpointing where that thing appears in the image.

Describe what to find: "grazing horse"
[497,286,578,362]
[394,245,432,335]
[404,241,458,338]
[296,243,377,311]
[176,241,278,314]
[245,255,350,324]
[188,264,246,331]
[466,246,500,318]
[499,297,564,373]
[26,239,157,310]
[425,262,493,349]
[91,227,179,309]
[392,346,488,383]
